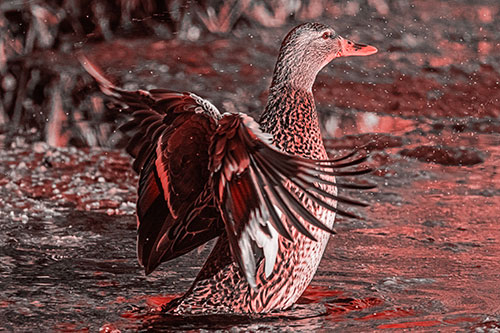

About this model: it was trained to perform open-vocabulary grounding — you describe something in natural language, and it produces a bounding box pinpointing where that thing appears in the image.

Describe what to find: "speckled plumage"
[81,21,377,315]
[165,23,342,314]
[260,87,324,158]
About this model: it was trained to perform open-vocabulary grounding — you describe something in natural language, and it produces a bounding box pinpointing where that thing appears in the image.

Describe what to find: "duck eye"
[322,32,331,40]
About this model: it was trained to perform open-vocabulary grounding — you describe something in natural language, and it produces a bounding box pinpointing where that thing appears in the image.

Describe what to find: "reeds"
[0,0,390,147]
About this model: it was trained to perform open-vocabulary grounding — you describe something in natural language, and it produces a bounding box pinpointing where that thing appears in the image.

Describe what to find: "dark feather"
[80,55,374,285]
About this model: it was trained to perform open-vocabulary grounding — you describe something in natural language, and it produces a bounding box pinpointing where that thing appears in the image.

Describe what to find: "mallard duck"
[81,22,377,314]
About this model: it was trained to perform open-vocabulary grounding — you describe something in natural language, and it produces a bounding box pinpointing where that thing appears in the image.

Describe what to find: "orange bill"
[339,37,378,57]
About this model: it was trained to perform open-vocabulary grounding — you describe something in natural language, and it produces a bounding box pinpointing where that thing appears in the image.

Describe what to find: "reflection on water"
[323,111,419,138]
[1,110,499,331]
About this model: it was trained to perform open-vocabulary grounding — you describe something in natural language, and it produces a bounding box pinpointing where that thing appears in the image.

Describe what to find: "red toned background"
[0,0,498,331]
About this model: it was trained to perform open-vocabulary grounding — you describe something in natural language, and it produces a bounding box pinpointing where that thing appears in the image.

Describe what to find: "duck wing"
[209,113,373,288]
[80,57,224,274]
[121,93,225,274]
[80,56,373,286]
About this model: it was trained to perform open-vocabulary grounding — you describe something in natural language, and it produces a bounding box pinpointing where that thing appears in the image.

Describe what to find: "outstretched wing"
[80,56,374,286]
[210,113,374,288]
[127,99,223,274]
[80,56,224,274]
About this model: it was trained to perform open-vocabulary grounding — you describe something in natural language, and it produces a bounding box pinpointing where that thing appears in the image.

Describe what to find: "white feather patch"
[238,205,280,288]
[263,223,278,278]
[238,229,257,289]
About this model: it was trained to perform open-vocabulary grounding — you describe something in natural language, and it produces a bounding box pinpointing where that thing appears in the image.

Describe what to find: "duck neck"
[268,45,320,93]
[259,84,324,158]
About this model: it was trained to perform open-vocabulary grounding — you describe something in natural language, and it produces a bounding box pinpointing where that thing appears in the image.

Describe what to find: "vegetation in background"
[0,0,400,147]
[3,0,493,148]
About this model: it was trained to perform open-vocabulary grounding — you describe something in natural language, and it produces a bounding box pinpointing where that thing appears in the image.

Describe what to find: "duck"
[80,22,377,314]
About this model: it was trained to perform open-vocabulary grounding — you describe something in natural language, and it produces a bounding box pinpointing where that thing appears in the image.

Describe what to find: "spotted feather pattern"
[165,87,343,314]
[80,21,375,315]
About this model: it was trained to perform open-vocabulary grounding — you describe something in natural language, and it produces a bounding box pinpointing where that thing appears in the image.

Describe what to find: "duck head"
[271,22,377,92]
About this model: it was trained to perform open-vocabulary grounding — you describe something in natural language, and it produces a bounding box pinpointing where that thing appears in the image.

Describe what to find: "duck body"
[81,22,377,315]
[167,86,335,314]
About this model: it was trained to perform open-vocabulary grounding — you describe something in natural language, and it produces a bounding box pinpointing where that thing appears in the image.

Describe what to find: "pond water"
[1,1,500,330]
[1,110,499,331]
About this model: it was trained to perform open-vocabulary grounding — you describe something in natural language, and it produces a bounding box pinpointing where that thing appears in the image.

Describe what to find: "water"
[1,1,500,329]
[1,113,499,331]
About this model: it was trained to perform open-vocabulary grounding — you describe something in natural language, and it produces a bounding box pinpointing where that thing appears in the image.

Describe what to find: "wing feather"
[80,55,374,284]
[80,55,224,274]
[210,113,374,287]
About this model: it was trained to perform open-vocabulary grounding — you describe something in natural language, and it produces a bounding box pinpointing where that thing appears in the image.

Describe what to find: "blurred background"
[1,0,498,148]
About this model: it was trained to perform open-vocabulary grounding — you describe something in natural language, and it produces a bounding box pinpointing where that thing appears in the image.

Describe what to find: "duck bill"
[338,37,378,57]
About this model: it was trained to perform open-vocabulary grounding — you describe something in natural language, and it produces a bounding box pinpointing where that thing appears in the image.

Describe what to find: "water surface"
[1,113,499,331]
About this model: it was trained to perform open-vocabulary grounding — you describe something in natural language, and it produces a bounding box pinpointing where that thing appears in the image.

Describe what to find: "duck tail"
[77,53,121,98]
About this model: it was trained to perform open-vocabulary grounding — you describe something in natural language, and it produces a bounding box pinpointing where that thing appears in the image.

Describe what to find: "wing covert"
[80,55,225,274]
[80,55,374,284]
[209,113,374,288]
